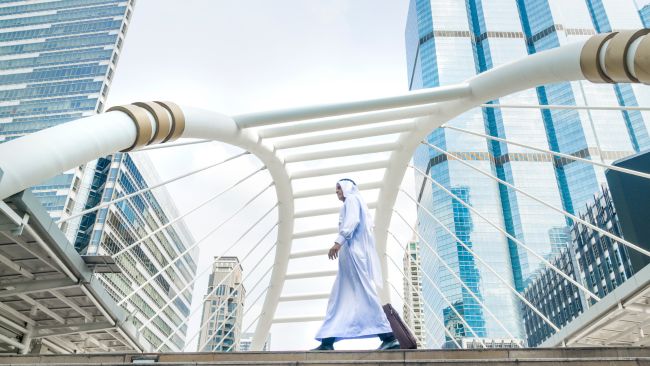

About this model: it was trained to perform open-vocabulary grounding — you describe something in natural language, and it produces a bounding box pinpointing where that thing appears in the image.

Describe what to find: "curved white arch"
[1,31,647,350]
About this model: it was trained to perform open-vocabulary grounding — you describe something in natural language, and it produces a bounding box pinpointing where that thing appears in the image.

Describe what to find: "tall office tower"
[0,0,135,239]
[73,153,198,351]
[406,0,650,347]
[403,238,426,347]
[198,257,245,352]
[239,332,271,352]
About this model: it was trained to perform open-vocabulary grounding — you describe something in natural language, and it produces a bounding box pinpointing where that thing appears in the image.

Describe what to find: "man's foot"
[310,343,334,351]
[377,339,400,350]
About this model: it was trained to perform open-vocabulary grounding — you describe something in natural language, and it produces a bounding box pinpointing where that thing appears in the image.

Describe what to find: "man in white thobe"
[312,179,399,351]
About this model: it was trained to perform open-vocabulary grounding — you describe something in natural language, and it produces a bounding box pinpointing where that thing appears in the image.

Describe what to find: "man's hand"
[328,243,342,260]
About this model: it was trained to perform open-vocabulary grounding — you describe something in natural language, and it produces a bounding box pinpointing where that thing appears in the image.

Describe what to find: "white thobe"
[315,194,392,341]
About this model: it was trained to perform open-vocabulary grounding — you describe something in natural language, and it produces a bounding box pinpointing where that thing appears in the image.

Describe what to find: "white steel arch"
[0,31,648,350]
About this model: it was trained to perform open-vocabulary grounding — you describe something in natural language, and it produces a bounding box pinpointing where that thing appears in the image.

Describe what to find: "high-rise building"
[406,0,650,347]
[523,186,633,346]
[0,0,135,239]
[198,257,245,352]
[403,238,426,347]
[637,0,650,26]
[73,152,198,352]
[238,332,271,352]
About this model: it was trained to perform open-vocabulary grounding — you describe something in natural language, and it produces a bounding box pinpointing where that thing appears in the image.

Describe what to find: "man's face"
[336,184,344,201]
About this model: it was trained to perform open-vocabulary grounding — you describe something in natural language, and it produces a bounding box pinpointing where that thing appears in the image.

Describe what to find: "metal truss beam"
[0,278,77,298]
[32,321,113,339]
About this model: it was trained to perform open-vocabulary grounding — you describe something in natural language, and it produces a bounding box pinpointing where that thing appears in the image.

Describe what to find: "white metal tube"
[138,222,278,332]
[289,249,329,259]
[0,111,137,200]
[279,293,330,302]
[234,83,470,128]
[398,190,561,332]
[444,125,650,181]
[290,159,389,179]
[136,139,212,151]
[294,180,383,199]
[294,201,376,219]
[390,213,518,340]
[481,103,650,111]
[285,270,337,280]
[283,142,399,163]
[272,121,414,149]
[118,191,276,306]
[387,233,487,348]
[292,227,338,239]
[58,151,250,224]
[272,316,325,324]
[111,168,268,259]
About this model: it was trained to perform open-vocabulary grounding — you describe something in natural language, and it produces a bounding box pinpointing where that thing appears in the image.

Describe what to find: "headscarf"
[337,178,374,231]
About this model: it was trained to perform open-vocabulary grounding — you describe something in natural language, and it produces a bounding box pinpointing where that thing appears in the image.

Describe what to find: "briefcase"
[382,303,418,349]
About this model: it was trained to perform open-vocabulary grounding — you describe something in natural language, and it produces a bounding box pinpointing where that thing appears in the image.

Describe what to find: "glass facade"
[403,239,426,348]
[0,0,134,240]
[197,257,245,352]
[523,186,633,346]
[75,153,199,351]
[406,0,650,347]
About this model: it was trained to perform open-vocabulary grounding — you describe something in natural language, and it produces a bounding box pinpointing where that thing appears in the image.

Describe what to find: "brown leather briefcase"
[382,303,418,349]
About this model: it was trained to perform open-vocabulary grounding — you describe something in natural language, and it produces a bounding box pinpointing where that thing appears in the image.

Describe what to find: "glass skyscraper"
[406,0,650,347]
[0,1,200,351]
[0,0,134,240]
[197,257,245,352]
[74,152,199,351]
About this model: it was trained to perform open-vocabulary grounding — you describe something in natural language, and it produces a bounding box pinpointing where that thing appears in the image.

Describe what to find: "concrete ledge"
[3,348,650,365]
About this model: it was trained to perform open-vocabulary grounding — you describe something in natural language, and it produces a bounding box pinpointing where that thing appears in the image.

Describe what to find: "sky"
[106,0,416,351]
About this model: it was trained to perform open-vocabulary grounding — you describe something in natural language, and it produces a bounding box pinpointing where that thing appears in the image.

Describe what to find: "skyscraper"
[198,257,245,352]
[74,152,198,351]
[239,332,271,352]
[403,238,426,347]
[0,0,134,239]
[406,0,650,347]
[523,186,633,346]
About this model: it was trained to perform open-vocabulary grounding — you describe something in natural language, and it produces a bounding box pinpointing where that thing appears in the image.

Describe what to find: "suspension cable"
[159,237,277,352]
[410,163,602,300]
[480,103,650,112]
[136,139,212,151]
[117,192,276,306]
[386,234,487,348]
[443,125,650,181]
[390,213,520,339]
[112,167,268,259]
[396,191,561,332]
[213,283,271,351]
[386,279,450,349]
[138,222,278,332]
[58,151,250,224]
[421,140,650,258]
[192,263,274,352]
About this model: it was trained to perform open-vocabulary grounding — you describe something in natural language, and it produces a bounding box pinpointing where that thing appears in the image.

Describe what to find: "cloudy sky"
[107,0,416,351]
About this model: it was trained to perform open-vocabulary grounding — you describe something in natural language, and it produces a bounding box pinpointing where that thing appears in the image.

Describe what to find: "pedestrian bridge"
[1,30,650,354]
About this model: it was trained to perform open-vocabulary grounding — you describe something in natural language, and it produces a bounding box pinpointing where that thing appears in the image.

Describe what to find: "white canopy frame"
[1,31,649,350]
